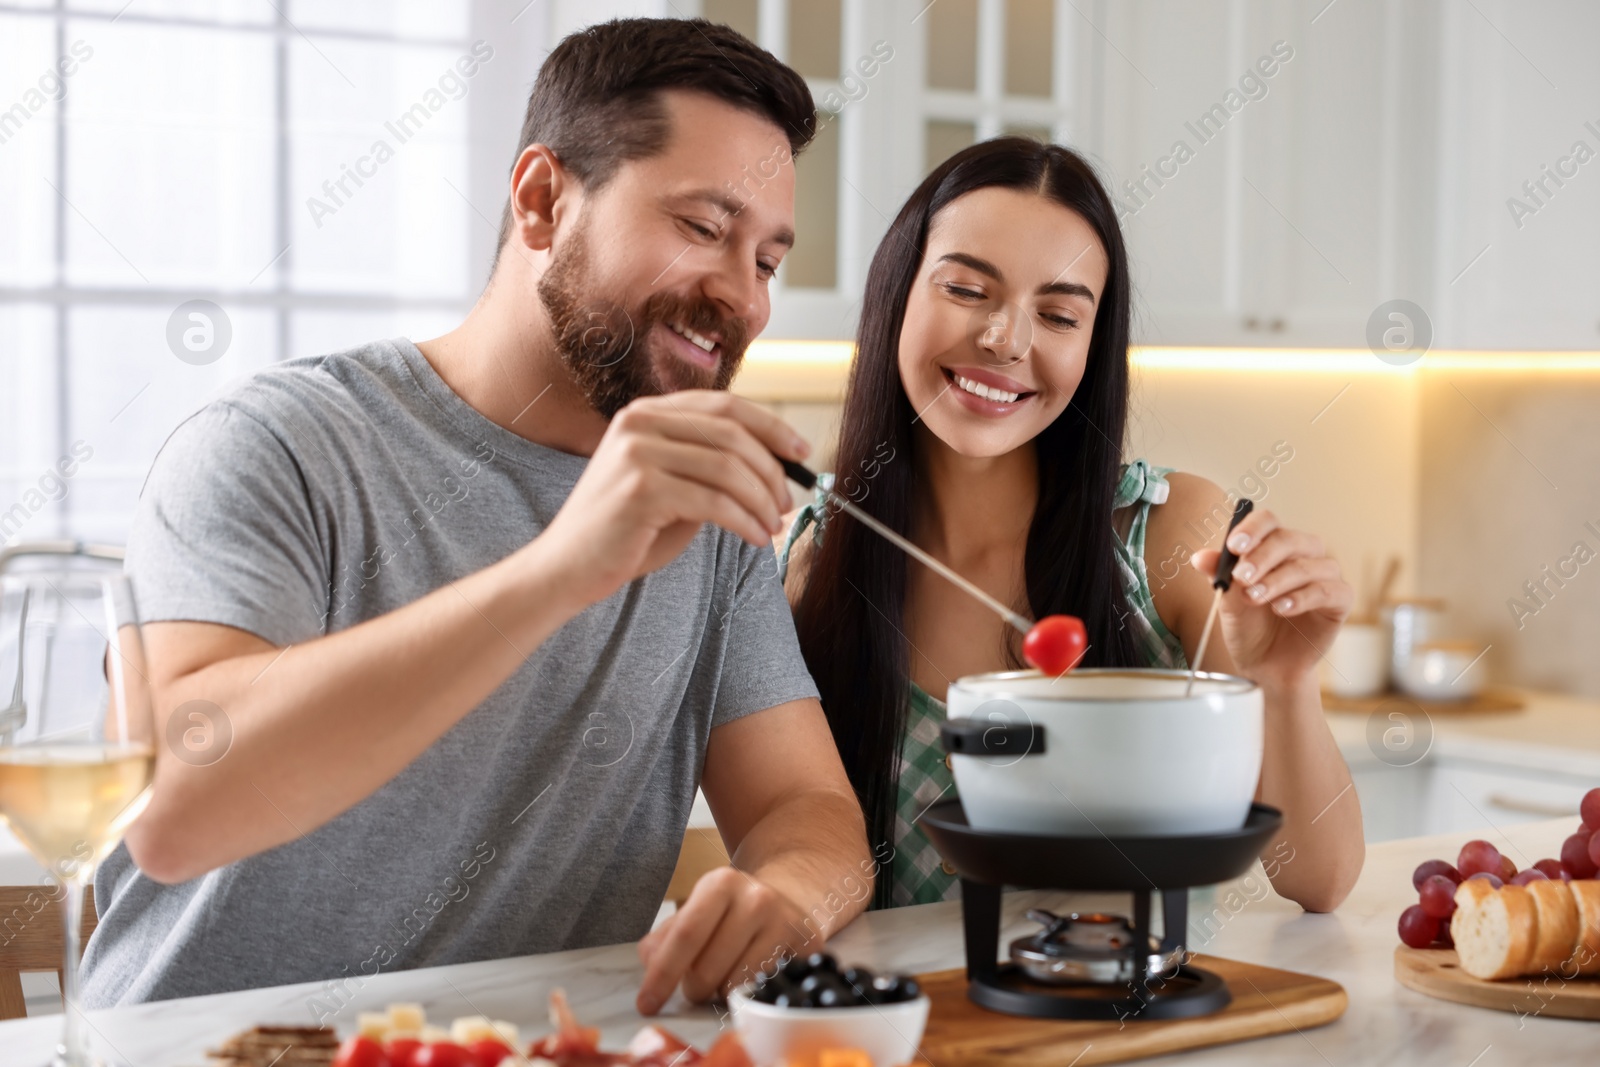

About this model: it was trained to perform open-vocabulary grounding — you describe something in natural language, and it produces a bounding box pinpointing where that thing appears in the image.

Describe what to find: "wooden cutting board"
[1321,688,1524,715]
[1394,946,1600,1020]
[914,955,1346,1066]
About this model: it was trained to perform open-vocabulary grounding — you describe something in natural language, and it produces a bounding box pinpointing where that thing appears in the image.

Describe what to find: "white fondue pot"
[942,669,1264,837]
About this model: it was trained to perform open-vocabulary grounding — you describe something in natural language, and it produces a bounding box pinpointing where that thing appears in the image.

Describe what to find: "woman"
[778,138,1364,912]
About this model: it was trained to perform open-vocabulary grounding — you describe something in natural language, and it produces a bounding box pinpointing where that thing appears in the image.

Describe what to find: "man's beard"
[537,221,751,419]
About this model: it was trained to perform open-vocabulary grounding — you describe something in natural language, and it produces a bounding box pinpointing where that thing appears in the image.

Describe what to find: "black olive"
[798,972,836,995]
[805,952,839,973]
[841,967,873,993]
[814,986,847,1008]
[897,976,921,1001]
[781,956,810,982]
[772,989,799,1008]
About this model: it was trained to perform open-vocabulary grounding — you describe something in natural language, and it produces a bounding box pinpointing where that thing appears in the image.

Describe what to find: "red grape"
[1398,904,1440,949]
[1580,787,1600,829]
[1466,871,1503,889]
[1435,924,1454,949]
[1562,831,1599,879]
[1411,859,1462,891]
[1590,832,1600,870]
[1497,854,1518,880]
[1419,875,1458,918]
[1457,840,1502,879]
[1533,858,1564,880]
[1510,868,1549,886]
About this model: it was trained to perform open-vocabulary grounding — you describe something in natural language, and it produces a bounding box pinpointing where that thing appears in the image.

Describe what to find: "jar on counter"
[1381,597,1446,689]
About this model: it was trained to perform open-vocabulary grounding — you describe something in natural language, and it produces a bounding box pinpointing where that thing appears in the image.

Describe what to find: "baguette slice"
[1526,878,1581,974]
[1451,879,1538,980]
[1569,879,1600,977]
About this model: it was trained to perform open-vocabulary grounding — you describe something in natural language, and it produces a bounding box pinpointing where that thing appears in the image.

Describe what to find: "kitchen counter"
[1324,686,1600,843]
[1325,684,1600,769]
[2,817,1593,1065]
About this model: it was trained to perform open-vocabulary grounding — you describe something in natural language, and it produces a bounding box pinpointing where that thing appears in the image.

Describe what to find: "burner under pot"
[1010,909,1186,986]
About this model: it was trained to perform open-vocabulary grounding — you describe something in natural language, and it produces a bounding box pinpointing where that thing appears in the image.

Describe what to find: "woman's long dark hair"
[792,138,1143,908]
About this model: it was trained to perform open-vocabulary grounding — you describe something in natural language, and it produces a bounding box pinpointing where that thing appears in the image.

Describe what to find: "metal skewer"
[1185,498,1254,697]
[780,459,1032,635]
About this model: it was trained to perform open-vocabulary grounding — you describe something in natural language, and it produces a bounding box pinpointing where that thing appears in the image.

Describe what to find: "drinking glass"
[0,567,154,1067]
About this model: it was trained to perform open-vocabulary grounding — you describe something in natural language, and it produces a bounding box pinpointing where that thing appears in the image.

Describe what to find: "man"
[82,18,872,1018]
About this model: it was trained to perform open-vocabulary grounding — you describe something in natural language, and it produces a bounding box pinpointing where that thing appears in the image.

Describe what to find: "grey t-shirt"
[81,337,819,1011]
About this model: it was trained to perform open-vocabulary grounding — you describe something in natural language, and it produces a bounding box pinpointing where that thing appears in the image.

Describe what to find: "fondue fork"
[1184,498,1254,698]
[780,459,1033,635]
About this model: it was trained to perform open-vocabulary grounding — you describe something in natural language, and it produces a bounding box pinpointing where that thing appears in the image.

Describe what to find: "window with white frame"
[0,0,497,545]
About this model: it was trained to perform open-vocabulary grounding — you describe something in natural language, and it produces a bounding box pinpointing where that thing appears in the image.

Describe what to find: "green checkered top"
[778,459,1190,907]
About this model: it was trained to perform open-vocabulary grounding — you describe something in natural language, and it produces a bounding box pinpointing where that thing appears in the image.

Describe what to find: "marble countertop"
[3,817,1595,1066]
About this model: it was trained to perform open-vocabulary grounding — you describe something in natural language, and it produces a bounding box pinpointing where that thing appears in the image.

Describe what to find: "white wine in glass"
[0,568,154,1067]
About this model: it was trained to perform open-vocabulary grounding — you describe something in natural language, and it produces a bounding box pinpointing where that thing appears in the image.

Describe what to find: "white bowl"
[945,668,1264,837]
[728,987,929,1067]
[1398,640,1487,701]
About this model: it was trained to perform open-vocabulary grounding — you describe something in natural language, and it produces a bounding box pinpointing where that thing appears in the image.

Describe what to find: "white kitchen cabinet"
[1085,0,1428,348]
[1081,0,1600,350]
[1419,757,1590,838]
[1346,746,1597,844]
[1427,0,1600,350]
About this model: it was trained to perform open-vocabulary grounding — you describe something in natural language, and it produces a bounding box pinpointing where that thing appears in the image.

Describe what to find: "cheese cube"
[387,1003,427,1032]
[450,1016,500,1044]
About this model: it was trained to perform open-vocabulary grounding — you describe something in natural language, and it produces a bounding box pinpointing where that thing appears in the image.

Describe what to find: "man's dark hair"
[494,17,816,265]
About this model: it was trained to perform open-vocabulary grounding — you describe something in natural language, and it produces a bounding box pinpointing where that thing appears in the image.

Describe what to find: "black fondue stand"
[919,799,1283,1021]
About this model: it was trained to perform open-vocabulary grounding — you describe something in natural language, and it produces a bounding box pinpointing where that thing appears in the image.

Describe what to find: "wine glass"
[0,564,154,1067]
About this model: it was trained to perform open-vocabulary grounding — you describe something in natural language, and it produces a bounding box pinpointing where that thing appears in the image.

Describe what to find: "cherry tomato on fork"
[1022,615,1088,676]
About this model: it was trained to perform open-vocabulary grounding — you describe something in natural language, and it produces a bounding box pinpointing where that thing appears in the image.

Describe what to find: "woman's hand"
[1189,508,1352,690]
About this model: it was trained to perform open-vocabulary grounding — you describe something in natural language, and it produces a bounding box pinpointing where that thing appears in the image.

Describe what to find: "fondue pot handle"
[939,720,1046,757]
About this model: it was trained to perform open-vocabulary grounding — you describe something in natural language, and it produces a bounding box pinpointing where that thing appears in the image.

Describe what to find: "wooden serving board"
[1394,946,1600,1020]
[1321,688,1525,716]
[914,955,1346,1066]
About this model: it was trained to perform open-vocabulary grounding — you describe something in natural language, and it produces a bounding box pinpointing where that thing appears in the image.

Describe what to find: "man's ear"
[508,144,573,254]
